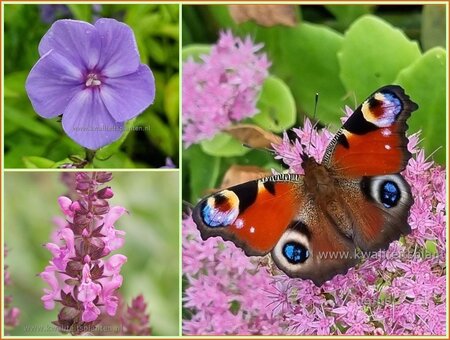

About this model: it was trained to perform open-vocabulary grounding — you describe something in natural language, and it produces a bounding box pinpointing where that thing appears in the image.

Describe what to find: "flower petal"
[25,50,84,118]
[101,65,155,122]
[62,89,123,150]
[94,18,140,77]
[103,206,127,229]
[39,19,100,71]
[82,302,101,322]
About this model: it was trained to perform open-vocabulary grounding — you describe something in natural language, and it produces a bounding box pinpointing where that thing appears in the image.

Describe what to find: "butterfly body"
[193,85,418,286]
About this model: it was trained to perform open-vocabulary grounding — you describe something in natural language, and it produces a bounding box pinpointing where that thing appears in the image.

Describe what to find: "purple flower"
[40,172,127,334]
[182,30,270,146]
[183,114,446,335]
[26,19,155,150]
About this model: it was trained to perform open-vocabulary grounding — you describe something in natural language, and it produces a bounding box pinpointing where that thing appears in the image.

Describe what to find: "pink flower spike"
[40,172,127,334]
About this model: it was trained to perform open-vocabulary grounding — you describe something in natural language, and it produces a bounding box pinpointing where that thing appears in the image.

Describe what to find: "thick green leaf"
[200,132,249,157]
[186,144,221,202]
[395,47,446,164]
[252,75,296,132]
[338,15,421,102]
[67,4,92,22]
[22,156,55,168]
[325,5,375,29]
[164,74,179,127]
[182,44,211,62]
[421,5,446,50]
[257,23,346,126]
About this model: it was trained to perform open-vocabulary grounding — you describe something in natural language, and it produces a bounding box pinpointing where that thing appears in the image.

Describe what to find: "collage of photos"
[2,2,448,338]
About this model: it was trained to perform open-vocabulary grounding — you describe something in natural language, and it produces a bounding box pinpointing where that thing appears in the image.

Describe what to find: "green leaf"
[200,132,249,157]
[252,75,296,132]
[325,5,375,29]
[22,156,55,168]
[186,144,221,202]
[338,15,421,102]
[95,118,136,160]
[145,114,175,156]
[395,47,446,164]
[181,44,211,62]
[92,151,135,168]
[67,5,92,22]
[4,71,28,98]
[258,23,346,126]
[4,105,58,138]
[147,37,167,64]
[164,74,179,127]
[421,5,446,50]
[424,240,438,257]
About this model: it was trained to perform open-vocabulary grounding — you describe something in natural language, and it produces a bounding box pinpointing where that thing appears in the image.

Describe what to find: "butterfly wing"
[322,85,417,251]
[271,200,358,286]
[192,174,303,256]
[322,85,418,177]
[336,174,413,252]
[193,174,358,285]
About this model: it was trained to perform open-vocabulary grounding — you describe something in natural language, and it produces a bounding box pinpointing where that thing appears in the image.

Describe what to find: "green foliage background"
[182,4,446,203]
[4,4,179,168]
[4,172,179,336]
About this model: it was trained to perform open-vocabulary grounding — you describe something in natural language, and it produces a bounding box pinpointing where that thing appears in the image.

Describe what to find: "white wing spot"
[385,144,391,150]
[235,218,244,229]
[381,128,391,137]
[249,227,255,233]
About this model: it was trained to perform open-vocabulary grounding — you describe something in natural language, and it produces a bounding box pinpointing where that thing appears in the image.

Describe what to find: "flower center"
[85,73,102,87]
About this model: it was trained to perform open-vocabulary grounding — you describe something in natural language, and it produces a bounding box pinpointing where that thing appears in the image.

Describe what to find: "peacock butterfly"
[192,85,418,286]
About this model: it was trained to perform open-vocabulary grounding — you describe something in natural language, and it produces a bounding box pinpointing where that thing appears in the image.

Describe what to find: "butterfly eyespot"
[362,174,409,210]
[379,180,400,208]
[201,190,240,228]
[271,228,311,276]
[282,242,309,264]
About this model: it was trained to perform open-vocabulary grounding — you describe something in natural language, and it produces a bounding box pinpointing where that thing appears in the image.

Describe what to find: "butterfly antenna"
[307,93,319,157]
[242,143,274,152]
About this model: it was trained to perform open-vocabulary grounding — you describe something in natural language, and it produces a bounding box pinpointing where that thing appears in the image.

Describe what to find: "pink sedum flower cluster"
[183,116,446,335]
[40,172,127,334]
[182,30,271,146]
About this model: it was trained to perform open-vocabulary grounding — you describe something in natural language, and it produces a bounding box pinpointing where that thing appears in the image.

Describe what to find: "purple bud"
[97,187,114,199]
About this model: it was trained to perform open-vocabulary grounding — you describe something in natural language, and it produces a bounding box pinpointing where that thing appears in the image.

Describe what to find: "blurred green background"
[4,171,180,336]
[182,4,446,203]
[4,4,179,168]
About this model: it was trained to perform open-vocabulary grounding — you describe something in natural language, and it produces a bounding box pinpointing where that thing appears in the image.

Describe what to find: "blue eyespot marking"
[201,201,238,228]
[382,92,402,118]
[380,180,400,208]
[282,242,309,264]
